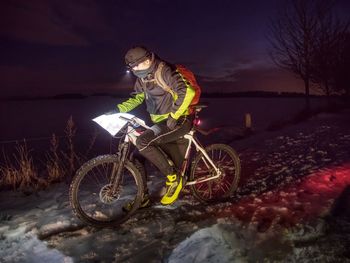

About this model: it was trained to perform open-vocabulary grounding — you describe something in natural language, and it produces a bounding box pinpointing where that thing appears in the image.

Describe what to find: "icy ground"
[1,109,350,262]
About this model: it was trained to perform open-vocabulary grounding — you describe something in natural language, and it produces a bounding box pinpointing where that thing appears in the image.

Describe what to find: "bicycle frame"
[181,130,221,186]
[121,117,222,187]
[71,109,239,227]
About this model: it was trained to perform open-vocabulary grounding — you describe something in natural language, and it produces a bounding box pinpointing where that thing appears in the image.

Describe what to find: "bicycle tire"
[189,144,241,203]
[69,154,143,227]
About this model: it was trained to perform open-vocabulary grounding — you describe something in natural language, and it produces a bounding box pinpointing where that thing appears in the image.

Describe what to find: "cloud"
[197,66,304,94]
[0,0,115,46]
[0,63,132,98]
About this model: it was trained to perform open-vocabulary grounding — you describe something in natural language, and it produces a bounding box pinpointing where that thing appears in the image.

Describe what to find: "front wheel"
[189,144,241,203]
[69,154,143,227]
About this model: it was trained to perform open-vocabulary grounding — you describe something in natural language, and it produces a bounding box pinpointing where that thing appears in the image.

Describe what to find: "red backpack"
[154,62,201,106]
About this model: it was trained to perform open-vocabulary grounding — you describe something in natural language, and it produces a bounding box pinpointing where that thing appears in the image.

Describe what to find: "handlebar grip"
[119,116,132,122]
[118,116,139,127]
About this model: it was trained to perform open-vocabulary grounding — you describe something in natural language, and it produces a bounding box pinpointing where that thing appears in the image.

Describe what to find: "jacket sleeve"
[162,64,195,120]
[117,80,145,113]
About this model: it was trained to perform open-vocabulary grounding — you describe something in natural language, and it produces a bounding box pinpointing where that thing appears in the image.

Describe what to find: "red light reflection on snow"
[222,163,350,232]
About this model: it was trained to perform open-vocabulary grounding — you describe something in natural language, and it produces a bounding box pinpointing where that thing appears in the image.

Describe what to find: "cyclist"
[108,46,197,208]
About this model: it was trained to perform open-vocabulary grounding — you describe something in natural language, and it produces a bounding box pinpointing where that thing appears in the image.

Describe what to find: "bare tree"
[334,32,350,102]
[268,0,323,111]
[310,2,349,106]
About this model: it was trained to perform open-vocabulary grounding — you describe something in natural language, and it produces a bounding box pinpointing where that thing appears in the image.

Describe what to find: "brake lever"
[118,116,139,127]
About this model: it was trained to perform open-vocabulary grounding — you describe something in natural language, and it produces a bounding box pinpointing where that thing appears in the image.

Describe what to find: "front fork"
[110,142,129,193]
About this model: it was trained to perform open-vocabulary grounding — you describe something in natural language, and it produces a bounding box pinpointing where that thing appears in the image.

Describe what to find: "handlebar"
[118,115,149,129]
[118,115,137,126]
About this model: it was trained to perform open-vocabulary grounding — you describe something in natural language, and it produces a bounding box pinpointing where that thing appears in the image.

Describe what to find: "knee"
[136,130,154,150]
[135,137,147,150]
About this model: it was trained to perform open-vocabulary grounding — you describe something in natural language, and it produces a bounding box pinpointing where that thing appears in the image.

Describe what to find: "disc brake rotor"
[99,184,120,204]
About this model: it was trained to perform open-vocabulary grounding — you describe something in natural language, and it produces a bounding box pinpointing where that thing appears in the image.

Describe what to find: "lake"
[0,96,330,162]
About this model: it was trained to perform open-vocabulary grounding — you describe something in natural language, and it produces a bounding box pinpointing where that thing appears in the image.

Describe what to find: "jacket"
[117,59,196,123]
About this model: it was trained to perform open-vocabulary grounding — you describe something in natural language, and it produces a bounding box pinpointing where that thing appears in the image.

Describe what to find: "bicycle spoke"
[194,170,211,176]
[95,163,108,186]
[220,182,230,194]
[200,157,211,169]
[70,155,142,226]
[219,153,228,164]
[208,181,213,198]
[220,166,234,172]
[196,183,207,192]
[92,166,104,187]
[190,144,240,203]
[220,159,234,166]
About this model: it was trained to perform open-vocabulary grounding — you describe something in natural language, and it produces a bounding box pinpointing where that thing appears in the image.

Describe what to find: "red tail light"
[193,118,201,126]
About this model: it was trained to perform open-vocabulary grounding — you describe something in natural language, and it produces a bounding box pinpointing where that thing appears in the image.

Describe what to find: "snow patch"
[0,231,73,263]
[168,224,239,263]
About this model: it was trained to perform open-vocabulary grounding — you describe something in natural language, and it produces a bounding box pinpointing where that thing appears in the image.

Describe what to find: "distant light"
[126,70,131,74]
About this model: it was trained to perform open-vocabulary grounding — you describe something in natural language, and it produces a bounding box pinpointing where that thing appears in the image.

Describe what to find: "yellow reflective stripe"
[171,108,191,117]
[150,113,169,123]
[117,93,145,113]
[173,92,178,101]
[170,74,195,120]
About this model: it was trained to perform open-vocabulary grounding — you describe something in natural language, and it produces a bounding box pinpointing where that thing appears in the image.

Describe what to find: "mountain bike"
[69,105,241,227]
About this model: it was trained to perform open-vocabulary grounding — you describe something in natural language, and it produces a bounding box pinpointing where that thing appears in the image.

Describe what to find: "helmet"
[125,46,152,69]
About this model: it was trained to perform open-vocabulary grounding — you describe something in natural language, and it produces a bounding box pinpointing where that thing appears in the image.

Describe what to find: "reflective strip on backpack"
[154,62,177,100]
[170,72,196,120]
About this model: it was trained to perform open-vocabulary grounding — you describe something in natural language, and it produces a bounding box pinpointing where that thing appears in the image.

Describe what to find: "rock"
[330,185,350,219]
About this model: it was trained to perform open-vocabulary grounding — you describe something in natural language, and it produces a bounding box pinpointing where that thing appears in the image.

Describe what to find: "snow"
[0,184,79,263]
[168,223,238,263]
[1,231,73,263]
[1,107,350,262]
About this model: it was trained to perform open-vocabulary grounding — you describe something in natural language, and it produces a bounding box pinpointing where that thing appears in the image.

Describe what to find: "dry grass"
[0,116,98,193]
[0,141,46,193]
[46,134,65,183]
[84,128,99,159]
[62,116,80,179]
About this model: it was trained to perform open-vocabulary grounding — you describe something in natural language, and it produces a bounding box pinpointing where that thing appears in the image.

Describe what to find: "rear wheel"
[69,155,143,227]
[190,144,241,203]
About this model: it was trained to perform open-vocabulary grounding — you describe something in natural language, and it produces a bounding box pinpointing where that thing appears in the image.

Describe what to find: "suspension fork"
[110,141,129,193]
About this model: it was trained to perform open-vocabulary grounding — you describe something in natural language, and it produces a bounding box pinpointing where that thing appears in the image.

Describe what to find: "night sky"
[1,0,349,98]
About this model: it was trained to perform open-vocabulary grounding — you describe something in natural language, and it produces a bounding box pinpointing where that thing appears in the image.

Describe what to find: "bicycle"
[69,105,241,227]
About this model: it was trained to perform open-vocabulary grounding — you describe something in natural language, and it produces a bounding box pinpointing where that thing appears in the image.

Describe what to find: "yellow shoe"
[161,174,183,205]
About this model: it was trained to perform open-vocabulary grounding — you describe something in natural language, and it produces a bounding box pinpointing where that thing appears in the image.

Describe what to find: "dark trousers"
[135,116,192,179]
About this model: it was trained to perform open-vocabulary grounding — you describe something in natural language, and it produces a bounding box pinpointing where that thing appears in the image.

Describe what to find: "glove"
[150,124,162,136]
[104,109,119,115]
[166,116,178,130]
